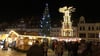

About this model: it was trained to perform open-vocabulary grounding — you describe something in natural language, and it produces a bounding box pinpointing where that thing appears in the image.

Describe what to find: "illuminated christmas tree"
[40,3,51,37]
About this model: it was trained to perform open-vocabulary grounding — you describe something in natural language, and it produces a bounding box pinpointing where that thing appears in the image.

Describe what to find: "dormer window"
[79,16,85,23]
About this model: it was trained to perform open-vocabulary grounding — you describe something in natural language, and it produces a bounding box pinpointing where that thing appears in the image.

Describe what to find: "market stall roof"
[9,30,39,36]
[18,31,38,36]
[51,36,81,42]
[0,34,8,40]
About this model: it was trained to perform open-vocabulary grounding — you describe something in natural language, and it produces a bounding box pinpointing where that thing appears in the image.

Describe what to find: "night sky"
[0,0,100,23]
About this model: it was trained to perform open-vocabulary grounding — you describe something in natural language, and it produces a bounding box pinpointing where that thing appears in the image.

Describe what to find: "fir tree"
[40,3,51,37]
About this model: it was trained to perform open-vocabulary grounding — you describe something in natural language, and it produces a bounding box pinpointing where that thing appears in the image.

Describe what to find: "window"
[79,27,82,31]
[96,26,99,30]
[79,33,86,38]
[88,33,95,38]
[79,26,85,31]
[80,21,84,23]
[88,26,90,31]
[99,26,100,30]
[92,26,94,30]
[96,33,99,38]
[83,26,85,30]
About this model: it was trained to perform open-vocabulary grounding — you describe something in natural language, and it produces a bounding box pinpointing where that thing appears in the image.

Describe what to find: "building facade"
[77,16,100,41]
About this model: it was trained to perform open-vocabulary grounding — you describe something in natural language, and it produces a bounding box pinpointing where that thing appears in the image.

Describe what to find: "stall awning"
[0,34,8,40]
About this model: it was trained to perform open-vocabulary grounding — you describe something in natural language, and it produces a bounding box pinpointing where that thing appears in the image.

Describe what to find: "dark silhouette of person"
[86,41,92,56]
[26,40,44,56]
[54,41,64,56]
[42,42,48,56]
[71,42,79,56]
[67,42,73,56]
[77,40,87,56]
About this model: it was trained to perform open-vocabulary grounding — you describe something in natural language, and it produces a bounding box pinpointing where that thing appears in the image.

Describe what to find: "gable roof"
[12,30,39,36]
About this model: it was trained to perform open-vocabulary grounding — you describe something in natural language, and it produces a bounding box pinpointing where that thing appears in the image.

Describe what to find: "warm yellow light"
[28,41,33,45]
[0,34,9,40]
[8,30,19,37]
[8,38,12,43]
[51,37,58,40]
[59,6,75,37]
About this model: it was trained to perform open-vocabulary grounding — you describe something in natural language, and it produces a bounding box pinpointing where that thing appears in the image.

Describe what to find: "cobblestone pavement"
[0,48,68,56]
[0,48,26,56]
[48,49,68,56]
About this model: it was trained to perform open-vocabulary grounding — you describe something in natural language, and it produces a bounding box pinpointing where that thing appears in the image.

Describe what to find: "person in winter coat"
[26,40,44,56]
[54,41,64,56]
[42,42,48,56]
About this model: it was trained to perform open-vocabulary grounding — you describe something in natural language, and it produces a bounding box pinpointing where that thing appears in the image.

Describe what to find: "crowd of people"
[27,40,49,56]
[26,39,100,56]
